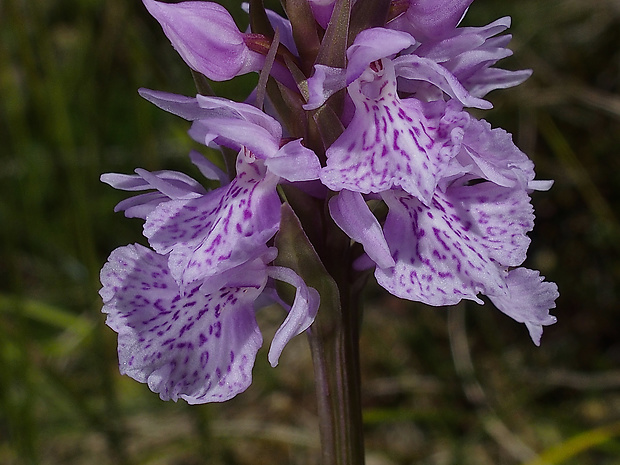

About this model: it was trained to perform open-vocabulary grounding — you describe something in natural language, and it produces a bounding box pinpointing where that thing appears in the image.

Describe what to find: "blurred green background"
[1,0,619,464]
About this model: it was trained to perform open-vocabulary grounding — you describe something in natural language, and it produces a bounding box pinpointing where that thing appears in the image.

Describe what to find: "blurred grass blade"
[572,86,620,120]
[539,114,620,246]
[522,421,620,465]
[0,294,93,337]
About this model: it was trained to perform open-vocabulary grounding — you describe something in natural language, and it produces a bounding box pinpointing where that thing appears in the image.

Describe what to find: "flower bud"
[143,0,262,80]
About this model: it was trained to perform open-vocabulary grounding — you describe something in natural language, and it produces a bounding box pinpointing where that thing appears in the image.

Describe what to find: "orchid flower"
[100,243,318,403]
[101,4,558,448]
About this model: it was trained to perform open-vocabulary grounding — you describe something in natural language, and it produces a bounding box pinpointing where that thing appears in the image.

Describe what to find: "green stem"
[275,194,366,464]
[307,274,365,465]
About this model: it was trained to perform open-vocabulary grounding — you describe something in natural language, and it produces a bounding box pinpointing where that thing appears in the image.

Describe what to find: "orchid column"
[99,1,558,463]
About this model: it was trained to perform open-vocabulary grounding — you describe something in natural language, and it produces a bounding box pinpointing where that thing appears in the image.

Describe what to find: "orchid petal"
[463,67,532,98]
[100,243,265,403]
[113,192,169,219]
[321,59,467,204]
[447,180,534,266]
[345,28,416,84]
[307,0,336,29]
[142,0,261,81]
[528,180,554,191]
[189,119,280,158]
[458,118,535,189]
[138,88,205,120]
[139,90,283,145]
[376,188,509,306]
[189,150,230,185]
[266,266,319,366]
[304,64,347,110]
[144,153,281,288]
[404,0,474,40]
[394,54,492,109]
[134,168,203,200]
[188,96,284,157]
[328,190,395,269]
[447,44,513,81]
[101,170,206,195]
[415,17,512,61]
[101,169,207,219]
[195,95,283,139]
[489,268,558,346]
[264,139,321,181]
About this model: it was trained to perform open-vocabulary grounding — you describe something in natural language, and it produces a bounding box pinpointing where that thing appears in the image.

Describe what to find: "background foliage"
[1,0,619,463]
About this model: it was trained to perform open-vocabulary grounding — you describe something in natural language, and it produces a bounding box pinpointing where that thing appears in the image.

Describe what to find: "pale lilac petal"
[138,88,204,120]
[446,43,513,82]
[458,118,535,189]
[101,170,206,195]
[394,54,492,109]
[345,28,416,84]
[145,154,281,288]
[263,7,299,56]
[101,168,206,219]
[139,91,283,147]
[414,17,530,98]
[321,59,467,204]
[195,95,283,139]
[404,0,474,40]
[139,90,283,157]
[304,64,347,110]
[448,181,534,266]
[189,150,229,185]
[101,173,157,192]
[264,139,321,181]
[189,119,280,158]
[100,243,265,403]
[134,168,205,200]
[528,180,554,191]
[413,32,484,63]
[187,96,284,157]
[328,190,395,269]
[488,268,558,346]
[280,179,330,199]
[114,192,169,219]
[266,266,320,366]
[239,4,298,58]
[142,0,262,80]
[376,188,509,306]
[196,246,278,296]
[463,67,532,98]
[415,17,511,61]
[252,285,287,312]
[308,0,336,28]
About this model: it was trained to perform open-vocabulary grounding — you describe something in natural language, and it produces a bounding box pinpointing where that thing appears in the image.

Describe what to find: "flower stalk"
[310,214,365,465]
[307,293,365,465]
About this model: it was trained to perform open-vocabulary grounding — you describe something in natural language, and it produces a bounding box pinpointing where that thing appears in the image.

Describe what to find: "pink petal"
[144,154,281,289]
[142,0,261,80]
[321,59,467,204]
[375,188,509,306]
[489,268,558,346]
[266,266,319,366]
[100,243,265,403]
[328,190,395,269]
